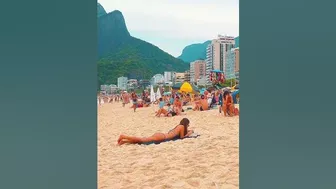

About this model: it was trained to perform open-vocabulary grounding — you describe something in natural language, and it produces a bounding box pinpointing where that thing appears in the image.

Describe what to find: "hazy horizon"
[98,0,239,57]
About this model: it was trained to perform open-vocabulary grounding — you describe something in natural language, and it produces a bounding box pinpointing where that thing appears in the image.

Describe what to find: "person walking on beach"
[121,92,126,107]
[117,118,194,145]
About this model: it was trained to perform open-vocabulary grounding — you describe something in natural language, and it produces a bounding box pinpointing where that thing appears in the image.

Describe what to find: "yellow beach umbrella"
[180,82,193,93]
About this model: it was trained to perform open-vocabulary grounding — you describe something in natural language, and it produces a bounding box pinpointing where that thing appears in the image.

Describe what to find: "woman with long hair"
[117,118,194,145]
[223,91,234,116]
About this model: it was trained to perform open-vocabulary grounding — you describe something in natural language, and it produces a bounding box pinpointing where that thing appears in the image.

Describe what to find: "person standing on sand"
[117,118,194,145]
[131,92,138,112]
[122,92,126,107]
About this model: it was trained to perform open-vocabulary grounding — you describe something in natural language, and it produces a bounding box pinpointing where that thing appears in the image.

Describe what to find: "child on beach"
[155,98,168,117]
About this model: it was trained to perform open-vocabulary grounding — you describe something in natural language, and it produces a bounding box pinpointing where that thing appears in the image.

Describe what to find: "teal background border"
[241,0,336,188]
[0,0,97,189]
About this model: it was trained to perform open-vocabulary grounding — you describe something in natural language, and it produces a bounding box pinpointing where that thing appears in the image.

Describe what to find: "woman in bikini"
[223,91,234,116]
[131,92,138,112]
[117,118,194,145]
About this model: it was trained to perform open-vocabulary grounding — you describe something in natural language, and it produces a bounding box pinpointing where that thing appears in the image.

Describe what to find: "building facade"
[224,48,236,79]
[117,76,128,90]
[151,74,164,86]
[205,35,235,84]
[175,72,185,83]
[127,79,138,89]
[184,70,190,82]
[164,71,175,83]
[197,76,207,86]
[235,36,239,48]
[100,84,118,94]
[190,60,206,84]
[234,48,239,73]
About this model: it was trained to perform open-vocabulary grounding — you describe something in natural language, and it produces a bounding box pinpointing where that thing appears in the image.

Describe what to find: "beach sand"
[98,102,239,189]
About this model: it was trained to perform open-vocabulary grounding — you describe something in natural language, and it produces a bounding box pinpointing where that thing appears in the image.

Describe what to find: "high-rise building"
[164,71,175,83]
[225,47,239,79]
[205,35,235,84]
[117,76,128,90]
[235,36,239,48]
[234,48,239,73]
[190,60,206,84]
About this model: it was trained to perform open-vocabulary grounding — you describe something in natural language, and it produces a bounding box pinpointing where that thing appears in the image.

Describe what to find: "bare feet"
[117,140,127,145]
[117,135,125,144]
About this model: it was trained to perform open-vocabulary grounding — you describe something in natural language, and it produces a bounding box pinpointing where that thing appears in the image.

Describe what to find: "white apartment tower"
[117,76,128,90]
[206,35,235,84]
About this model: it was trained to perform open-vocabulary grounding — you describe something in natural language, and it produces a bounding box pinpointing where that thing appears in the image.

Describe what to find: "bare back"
[165,125,185,140]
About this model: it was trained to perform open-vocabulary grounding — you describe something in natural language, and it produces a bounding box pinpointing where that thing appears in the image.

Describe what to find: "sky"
[98,0,239,57]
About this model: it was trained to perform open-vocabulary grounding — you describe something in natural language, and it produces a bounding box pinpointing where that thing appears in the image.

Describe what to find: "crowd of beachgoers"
[98,87,239,117]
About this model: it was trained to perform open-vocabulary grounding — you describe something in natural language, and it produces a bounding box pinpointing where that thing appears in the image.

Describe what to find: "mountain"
[97,4,188,85]
[178,40,211,63]
[97,3,107,17]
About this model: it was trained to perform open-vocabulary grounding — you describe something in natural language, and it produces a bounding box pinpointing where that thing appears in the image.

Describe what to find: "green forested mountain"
[178,40,211,63]
[97,4,188,85]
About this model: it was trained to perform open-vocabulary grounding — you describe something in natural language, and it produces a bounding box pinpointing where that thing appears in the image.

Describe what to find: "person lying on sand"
[117,118,194,145]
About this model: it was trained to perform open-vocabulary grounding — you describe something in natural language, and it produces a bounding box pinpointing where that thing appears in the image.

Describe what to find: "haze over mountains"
[97,3,188,85]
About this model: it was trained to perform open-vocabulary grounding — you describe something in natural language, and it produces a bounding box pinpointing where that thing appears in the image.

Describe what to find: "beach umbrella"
[156,87,162,99]
[150,85,156,102]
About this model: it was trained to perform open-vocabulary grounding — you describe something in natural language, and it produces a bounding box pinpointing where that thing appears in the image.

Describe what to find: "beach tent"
[172,82,199,94]
[150,85,156,102]
[156,87,162,99]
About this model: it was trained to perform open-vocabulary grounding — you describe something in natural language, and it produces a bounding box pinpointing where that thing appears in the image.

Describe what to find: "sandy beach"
[98,102,239,189]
